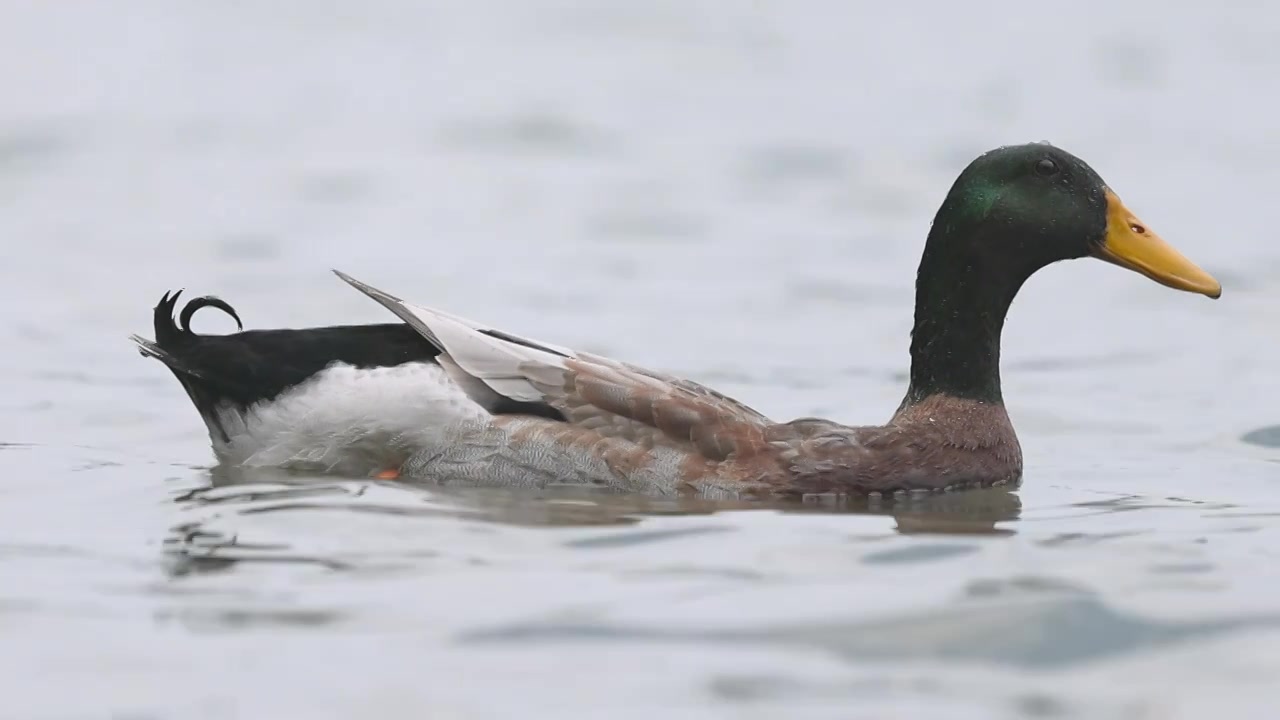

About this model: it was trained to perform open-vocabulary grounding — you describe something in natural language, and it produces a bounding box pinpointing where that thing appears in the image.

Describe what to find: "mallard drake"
[134,143,1220,497]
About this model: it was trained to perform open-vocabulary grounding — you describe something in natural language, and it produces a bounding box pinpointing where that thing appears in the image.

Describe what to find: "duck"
[133,143,1221,497]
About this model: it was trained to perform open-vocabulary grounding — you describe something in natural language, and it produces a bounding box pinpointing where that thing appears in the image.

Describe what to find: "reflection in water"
[198,465,1022,531]
[885,489,1022,535]
[162,467,1024,575]
[164,520,357,577]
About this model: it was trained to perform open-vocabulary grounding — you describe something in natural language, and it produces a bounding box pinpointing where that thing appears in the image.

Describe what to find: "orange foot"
[374,469,400,480]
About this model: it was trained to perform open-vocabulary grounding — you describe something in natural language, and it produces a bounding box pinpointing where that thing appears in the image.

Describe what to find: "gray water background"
[1,2,1279,718]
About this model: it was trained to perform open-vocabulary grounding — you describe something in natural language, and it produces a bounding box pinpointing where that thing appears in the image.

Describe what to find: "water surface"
[1,2,1279,718]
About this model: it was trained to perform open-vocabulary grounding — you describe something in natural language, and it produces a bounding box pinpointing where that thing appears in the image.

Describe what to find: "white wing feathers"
[333,270,572,410]
[333,271,772,430]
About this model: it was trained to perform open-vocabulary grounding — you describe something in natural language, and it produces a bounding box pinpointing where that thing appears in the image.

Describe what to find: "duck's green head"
[934,143,1221,298]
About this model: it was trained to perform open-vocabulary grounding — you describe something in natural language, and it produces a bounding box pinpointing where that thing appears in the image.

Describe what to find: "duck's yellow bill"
[1092,189,1221,298]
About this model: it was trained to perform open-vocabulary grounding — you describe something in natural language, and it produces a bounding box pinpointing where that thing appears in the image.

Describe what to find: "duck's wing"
[333,271,776,462]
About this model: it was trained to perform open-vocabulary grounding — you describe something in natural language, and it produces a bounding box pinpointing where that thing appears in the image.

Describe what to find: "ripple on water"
[458,591,1280,670]
[860,544,980,565]
[737,144,849,189]
[437,113,613,156]
[0,127,68,175]
[1241,425,1280,448]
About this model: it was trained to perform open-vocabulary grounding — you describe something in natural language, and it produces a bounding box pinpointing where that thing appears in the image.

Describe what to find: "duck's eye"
[1035,158,1059,177]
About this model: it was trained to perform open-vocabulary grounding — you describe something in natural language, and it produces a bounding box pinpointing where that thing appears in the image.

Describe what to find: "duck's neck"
[900,225,1035,409]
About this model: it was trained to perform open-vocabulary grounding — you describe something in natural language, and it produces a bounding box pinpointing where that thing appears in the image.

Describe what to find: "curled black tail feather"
[154,290,243,347]
[179,296,243,335]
